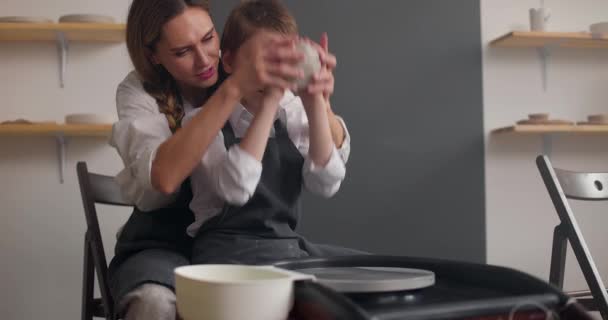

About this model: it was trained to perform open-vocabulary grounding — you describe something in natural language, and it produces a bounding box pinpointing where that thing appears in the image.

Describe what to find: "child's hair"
[126,0,211,132]
[220,0,298,54]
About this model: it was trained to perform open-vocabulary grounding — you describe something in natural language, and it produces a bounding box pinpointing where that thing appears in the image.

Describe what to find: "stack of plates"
[1,119,56,125]
[578,114,608,125]
[59,14,115,23]
[516,113,573,125]
[0,16,54,23]
[65,113,115,125]
[590,22,608,34]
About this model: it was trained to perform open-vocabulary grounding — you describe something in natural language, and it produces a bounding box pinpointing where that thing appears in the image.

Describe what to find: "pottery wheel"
[296,267,435,293]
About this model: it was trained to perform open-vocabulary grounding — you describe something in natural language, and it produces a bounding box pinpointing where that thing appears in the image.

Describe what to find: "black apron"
[191,120,363,265]
[108,118,364,308]
[108,180,194,306]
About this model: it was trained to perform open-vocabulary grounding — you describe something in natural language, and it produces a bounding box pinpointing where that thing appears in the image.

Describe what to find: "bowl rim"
[174,264,297,285]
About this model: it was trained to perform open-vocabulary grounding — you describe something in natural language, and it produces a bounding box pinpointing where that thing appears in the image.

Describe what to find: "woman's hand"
[297,33,336,108]
[231,30,303,98]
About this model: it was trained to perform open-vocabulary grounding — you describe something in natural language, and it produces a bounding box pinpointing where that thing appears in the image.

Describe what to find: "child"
[183,0,358,265]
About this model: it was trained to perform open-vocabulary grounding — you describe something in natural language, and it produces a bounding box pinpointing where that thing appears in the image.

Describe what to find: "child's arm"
[297,35,348,198]
[301,94,334,168]
[327,107,346,148]
[296,91,346,198]
[315,33,346,150]
[206,89,284,205]
[239,88,283,161]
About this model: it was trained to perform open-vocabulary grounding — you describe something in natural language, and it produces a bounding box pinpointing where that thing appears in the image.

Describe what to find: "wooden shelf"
[492,124,608,135]
[0,123,112,183]
[0,22,125,87]
[0,123,112,137]
[0,22,125,42]
[490,31,608,49]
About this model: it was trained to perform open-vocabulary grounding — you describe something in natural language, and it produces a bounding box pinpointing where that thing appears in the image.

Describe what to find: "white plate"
[295,267,435,293]
[65,113,115,125]
[0,16,54,23]
[59,14,115,23]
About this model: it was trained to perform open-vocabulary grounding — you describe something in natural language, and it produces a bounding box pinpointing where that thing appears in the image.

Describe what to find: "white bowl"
[65,113,115,125]
[590,22,608,34]
[175,265,313,320]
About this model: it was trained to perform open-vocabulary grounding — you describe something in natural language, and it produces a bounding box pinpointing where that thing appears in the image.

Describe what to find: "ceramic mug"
[175,264,315,320]
[530,8,551,31]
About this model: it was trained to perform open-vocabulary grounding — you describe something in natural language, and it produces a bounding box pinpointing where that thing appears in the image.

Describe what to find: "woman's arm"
[151,78,241,195]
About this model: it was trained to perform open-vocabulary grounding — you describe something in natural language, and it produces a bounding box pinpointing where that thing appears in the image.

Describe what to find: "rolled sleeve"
[302,146,346,198]
[210,145,263,205]
[334,115,351,164]
[111,115,177,211]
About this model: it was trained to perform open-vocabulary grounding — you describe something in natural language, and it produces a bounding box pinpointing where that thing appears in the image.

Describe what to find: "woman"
[109,0,347,319]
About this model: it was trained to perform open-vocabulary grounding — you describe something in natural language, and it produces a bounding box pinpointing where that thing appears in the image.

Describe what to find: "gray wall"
[212,0,485,263]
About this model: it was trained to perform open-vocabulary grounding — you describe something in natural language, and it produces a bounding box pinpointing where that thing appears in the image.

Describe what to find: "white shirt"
[182,91,350,236]
[110,71,351,236]
[111,71,177,212]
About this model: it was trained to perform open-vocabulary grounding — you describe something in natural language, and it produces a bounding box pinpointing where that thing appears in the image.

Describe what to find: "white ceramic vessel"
[175,264,314,320]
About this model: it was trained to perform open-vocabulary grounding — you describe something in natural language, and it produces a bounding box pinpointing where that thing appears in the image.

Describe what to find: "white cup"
[175,264,315,320]
[530,8,551,31]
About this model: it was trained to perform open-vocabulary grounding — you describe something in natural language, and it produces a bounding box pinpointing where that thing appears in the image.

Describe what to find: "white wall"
[483,0,608,293]
[0,1,131,319]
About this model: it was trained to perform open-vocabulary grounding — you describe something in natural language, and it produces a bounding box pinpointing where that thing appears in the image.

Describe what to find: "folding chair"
[536,155,608,319]
[77,161,133,320]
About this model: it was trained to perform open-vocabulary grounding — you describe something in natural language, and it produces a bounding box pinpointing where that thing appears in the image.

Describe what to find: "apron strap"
[221,118,286,149]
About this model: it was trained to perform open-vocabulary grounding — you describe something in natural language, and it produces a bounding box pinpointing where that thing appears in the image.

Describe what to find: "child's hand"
[232,31,303,98]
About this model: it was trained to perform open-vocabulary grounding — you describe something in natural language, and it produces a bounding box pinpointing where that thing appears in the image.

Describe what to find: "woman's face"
[152,7,220,91]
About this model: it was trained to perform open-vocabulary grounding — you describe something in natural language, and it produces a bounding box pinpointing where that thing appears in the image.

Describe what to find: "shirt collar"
[229,90,298,138]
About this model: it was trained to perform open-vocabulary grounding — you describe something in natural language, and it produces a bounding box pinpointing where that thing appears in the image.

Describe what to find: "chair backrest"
[537,155,608,202]
[536,155,608,317]
[86,173,132,206]
[552,168,608,201]
[76,161,133,319]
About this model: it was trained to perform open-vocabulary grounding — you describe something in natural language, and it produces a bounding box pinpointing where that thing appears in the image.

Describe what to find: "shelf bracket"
[541,134,553,157]
[56,31,68,88]
[55,134,67,184]
[537,46,552,92]
[537,40,565,92]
